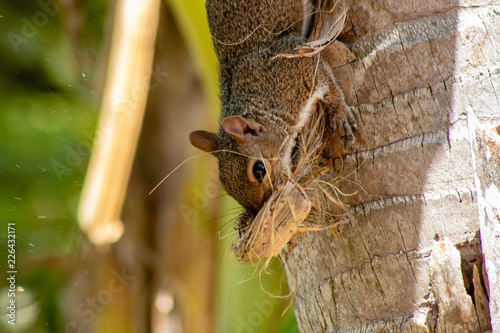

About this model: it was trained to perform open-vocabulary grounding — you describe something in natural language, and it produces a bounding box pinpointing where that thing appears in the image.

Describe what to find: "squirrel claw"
[332,106,361,150]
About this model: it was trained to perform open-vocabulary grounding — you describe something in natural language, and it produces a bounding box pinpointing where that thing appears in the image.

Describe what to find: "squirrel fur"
[190,0,356,215]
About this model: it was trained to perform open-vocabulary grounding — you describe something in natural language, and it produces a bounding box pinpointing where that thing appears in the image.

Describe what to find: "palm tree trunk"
[281,1,500,331]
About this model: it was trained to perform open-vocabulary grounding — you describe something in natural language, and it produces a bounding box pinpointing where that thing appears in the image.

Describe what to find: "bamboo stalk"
[77,0,161,245]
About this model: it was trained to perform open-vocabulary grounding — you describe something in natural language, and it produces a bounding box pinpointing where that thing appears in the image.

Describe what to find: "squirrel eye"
[252,160,266,183]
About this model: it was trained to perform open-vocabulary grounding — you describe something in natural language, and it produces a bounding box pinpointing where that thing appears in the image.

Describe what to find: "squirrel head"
[190,114,294,215]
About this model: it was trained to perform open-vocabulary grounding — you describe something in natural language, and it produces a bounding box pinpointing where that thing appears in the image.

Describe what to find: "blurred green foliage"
[0,1,106,331]
[165,0,219,116]
[0,1,299,332]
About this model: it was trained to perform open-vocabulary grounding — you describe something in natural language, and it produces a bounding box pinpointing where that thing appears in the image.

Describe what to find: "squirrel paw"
[332,106,362,150]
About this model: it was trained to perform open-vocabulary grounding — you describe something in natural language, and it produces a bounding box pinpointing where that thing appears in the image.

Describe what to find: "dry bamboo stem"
[77,0,161,245]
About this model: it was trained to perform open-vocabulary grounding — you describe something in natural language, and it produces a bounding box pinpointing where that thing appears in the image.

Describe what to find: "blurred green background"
[0,1,299,332]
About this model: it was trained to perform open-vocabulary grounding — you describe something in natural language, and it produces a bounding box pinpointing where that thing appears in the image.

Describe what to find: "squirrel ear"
[189,130,217,153]
[221,116,263,143]
[299,0,347,54]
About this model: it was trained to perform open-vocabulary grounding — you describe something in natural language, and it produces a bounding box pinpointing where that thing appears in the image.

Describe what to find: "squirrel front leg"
[319,41,362,151]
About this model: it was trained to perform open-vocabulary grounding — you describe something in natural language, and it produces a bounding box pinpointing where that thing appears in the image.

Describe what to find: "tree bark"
[281,0,500,331]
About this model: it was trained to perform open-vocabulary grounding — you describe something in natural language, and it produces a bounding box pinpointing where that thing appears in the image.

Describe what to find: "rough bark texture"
[474,126,500,330]
[281,0,500,332]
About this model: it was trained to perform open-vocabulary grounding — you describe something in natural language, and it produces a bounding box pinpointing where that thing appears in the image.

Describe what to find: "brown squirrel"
[189,0,357,216]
